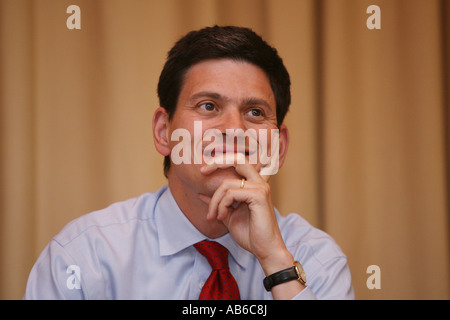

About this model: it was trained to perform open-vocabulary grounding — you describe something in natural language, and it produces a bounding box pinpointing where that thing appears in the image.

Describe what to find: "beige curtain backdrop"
[0,0,448,300]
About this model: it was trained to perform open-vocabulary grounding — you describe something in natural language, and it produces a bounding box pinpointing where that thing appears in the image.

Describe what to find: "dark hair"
[157,25,291,177]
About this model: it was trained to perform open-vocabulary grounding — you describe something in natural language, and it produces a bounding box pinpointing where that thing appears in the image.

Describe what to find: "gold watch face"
[294,261,307,285]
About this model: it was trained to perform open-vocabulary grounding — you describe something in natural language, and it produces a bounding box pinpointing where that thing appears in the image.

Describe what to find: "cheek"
[255,127,279,147]
[167,121,196,148]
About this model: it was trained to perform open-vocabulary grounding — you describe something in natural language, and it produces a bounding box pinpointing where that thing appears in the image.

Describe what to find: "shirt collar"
[155,185,252,269]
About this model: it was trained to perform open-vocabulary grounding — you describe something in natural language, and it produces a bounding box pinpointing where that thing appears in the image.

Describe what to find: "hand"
[199,158,293,276]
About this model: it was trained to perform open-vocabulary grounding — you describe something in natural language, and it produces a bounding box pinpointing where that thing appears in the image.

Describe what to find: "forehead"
[179,59,275,107]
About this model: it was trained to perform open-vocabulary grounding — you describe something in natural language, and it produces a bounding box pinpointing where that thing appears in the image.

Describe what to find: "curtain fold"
[0,0,36,300]
[0,0,448,299]
[319,0,448,299]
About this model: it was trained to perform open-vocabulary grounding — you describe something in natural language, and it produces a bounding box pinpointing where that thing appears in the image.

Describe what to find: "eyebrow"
[188,91,272,109]
[188,91,229,104]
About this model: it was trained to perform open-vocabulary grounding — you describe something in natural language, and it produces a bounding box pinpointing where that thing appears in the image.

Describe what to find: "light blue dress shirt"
[23,185,354,300]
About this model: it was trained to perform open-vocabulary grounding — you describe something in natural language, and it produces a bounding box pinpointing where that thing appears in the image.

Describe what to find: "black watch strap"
[263,266,298,291]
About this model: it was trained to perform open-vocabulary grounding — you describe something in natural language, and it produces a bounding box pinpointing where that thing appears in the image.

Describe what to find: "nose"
[218,108,246,132]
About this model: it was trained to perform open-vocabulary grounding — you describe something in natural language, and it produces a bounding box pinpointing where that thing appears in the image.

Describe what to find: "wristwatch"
[263,261,307,291]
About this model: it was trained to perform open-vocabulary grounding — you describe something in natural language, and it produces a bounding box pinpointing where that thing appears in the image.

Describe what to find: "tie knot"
[194,240,229,270]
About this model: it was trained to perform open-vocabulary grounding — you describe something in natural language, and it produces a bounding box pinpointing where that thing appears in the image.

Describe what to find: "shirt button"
[199,281,205,289]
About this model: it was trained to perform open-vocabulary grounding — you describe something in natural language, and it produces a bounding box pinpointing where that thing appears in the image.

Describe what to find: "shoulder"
[24,186,169,299]
[276,211,346,262]
[53,186,167,247]
[275,212,354,299]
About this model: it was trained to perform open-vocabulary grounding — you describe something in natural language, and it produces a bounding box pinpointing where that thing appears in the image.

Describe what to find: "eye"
[198,102,216,112]
[247,108,264,117]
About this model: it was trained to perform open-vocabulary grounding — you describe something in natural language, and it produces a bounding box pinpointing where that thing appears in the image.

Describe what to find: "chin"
[202,168,242,193]
[212,167,243,180]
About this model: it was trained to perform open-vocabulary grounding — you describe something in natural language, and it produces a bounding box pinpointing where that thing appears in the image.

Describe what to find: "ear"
[277,124,289,169]
[152,107,171,156]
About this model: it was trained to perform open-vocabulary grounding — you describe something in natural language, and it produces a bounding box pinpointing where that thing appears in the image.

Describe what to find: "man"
[24,26,354,299]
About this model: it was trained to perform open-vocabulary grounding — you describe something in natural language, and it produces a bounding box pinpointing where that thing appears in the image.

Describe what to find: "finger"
[207,179,260,220]
[206,179,243,220]
[201,156,262,182]
[200,153,246,175]
[233,162,264,182]
[216,188,255,220]
[259,172,271,182]
[200,162,235,175]
[258,162,278,182]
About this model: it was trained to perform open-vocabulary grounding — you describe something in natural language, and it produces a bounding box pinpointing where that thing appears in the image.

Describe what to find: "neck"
[167,174,228,239]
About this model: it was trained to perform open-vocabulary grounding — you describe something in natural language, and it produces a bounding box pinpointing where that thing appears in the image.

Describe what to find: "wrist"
[258,247,294,276]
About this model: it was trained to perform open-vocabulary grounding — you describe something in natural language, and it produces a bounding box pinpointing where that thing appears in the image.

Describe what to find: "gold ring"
[240,178,246,189]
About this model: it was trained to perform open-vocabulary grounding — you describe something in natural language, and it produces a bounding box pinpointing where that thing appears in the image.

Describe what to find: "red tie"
[194,240,241,300]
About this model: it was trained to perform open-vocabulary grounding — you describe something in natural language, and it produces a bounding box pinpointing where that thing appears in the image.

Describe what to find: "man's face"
[162,58,287,196]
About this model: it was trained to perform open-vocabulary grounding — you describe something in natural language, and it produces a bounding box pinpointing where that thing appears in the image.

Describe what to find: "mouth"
[210,147,250,157]
[204,144,254,159]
